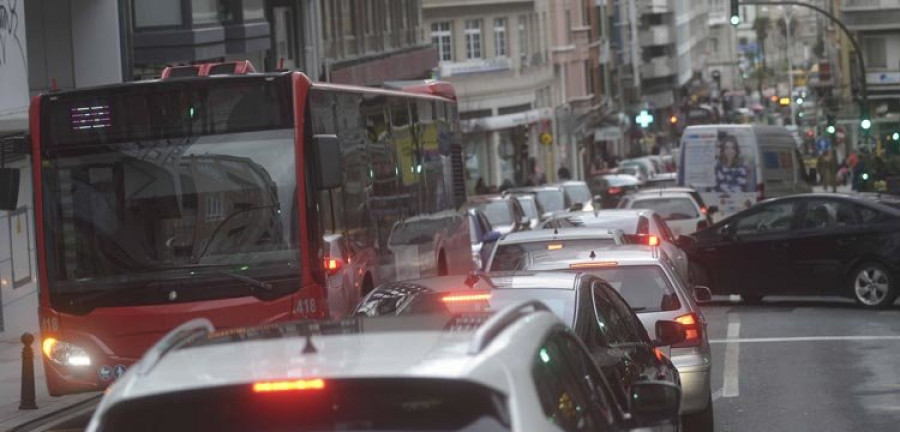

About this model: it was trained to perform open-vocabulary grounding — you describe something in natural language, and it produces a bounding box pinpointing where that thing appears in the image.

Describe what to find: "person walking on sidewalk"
[817,149,839,193]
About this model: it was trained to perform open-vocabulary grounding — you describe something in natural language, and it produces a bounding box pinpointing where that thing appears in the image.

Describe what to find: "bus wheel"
[437,252,448,276]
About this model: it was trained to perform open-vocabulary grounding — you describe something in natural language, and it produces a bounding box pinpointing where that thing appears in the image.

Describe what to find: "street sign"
[539,132,553,146]
[635,110,654,128]
[816,137,831,153]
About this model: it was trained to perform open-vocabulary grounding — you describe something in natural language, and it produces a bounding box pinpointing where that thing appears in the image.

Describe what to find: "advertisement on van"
[681,128,758,217]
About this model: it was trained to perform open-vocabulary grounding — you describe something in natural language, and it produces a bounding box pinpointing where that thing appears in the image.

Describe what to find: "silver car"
[486,228,626,272]
[524,245,714,431]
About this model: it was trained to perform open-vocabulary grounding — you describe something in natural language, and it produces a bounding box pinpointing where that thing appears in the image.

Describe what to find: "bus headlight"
[42,338,91,367]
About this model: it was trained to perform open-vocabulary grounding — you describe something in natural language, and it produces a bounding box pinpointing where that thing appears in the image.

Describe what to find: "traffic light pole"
[740,1,869,141]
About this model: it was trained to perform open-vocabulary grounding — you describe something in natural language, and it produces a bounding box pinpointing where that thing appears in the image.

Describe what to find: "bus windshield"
[40,77,303,310]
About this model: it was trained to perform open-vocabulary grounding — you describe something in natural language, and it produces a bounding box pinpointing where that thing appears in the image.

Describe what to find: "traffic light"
[730,0,741,26]
[795,97,804,105]
[779,97,790,106]
[861,118,872,130]
[669,115,678,125]
[893,132,900,141]
[826,115,836,134]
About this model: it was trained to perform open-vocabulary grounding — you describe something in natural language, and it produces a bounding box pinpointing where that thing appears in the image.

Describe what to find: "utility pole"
[784,6,796,127]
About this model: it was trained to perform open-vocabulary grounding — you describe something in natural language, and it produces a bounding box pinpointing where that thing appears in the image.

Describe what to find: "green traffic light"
[861,119,872,130]
[893,132,899,141]
[730,15,741,26]
[796,97,804,105]
[862,173,870,181]
[826,125,836,134]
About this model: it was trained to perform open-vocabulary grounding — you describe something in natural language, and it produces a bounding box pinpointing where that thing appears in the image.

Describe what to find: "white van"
[677,125,811,219]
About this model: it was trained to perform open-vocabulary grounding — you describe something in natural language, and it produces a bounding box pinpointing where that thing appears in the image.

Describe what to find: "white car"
[486,228,626,271]
[86,303,681,432]
[323,233,376,318]
[540,209,690,281]
[618,189,713,236]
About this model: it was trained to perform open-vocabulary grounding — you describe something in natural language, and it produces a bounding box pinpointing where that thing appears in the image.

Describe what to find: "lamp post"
[783,5,796,127]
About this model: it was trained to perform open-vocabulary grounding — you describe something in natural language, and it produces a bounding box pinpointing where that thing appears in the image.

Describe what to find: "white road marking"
[711,388,723,401]
[722,314,741,398]
[710,335,900,344]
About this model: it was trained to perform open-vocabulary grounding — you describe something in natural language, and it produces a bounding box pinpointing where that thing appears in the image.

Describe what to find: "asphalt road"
[29,296,900,432]
[705,295,900,432]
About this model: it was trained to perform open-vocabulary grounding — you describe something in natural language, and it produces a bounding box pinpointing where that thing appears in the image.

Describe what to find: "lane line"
[711,388,723,402]
[722,314,740,398]
[710,335,900,344]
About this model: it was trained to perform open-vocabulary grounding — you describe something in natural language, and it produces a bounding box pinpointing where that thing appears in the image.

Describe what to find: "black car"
[589,174,641,209]
[682,193,900,308]
[355,273,684,419]
[487,271,683,412]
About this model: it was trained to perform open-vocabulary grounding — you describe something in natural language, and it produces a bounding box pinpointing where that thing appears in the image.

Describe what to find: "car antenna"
[302,324,319,355]
[589,250,596,259]
[553,227,559,236]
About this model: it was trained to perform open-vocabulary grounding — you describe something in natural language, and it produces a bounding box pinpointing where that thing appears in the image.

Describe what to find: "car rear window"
[575,265,680,313]
[536,190,565,212]
[556,216,638,233]
[489,288,577,325]
[476,201,513,225]
[630,198,699,220]
[516,197,540,218]
[98,379,511,432]
[564,184,592,203]
[490,239,618,271]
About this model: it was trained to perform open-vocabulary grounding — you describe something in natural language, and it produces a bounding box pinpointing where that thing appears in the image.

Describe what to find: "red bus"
[9,63,470,395]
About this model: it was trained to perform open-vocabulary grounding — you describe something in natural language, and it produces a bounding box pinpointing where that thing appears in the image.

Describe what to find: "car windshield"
[631,198,699,220]
[563,184,592,203]
[573,265,680,312]
[556,215,639,233]
[97,379,511,432]
[489,239,618,271]
[536,190,565,212]
[490,288,577,325]
[40,78,302,310]
[475,201,513,225]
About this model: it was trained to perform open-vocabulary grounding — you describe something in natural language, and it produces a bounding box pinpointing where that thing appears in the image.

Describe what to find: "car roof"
[557,180,589,187]
[631,190,697,200]
[526,245,663,269]
[498,228,624,243]
[635,187,696,195]
[100,310,563,405]
[506,185,564,193]
[488,271,582,290]
[759,193,900,215]
[468,194,508,203]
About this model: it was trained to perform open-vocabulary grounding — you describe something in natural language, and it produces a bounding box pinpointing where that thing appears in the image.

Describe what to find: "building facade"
[423,0,556,190]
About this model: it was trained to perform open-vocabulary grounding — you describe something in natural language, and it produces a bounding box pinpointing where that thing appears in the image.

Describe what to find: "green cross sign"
[635,110,654,128]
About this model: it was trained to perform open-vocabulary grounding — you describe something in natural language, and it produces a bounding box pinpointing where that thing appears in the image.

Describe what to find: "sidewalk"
[0,334,100,431]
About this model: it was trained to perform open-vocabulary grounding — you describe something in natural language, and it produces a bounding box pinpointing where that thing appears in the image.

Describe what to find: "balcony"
[638,0,670,14]
[841,0,900,30]
[640,57,675,79]
[843,0,893,9]
[639,26,673,47]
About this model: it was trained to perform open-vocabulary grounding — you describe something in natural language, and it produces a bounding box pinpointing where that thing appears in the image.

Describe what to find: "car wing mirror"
[693,285,713,303]
[314,135,343,190]
[629,381,682,427]
[518,216,530,227]
[653,320,686,347]
[0,168,20,211]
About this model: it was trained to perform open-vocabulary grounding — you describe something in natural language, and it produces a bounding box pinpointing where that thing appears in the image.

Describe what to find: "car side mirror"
[314,134,343,190]
[482,230,501,243]
[693,285,713,303]
[629,381,682,427]
[570,202,584,211]
[0,168,21,211]
[674,235,695,250]
[707,205,719,216]
[654,320,686,347]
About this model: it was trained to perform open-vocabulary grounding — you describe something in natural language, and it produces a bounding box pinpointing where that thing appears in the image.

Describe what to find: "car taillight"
[700,206,707,215]
[647,235,659,246]
[253,378,325,393]
[696,220,709,231]
[569,261,619,269]
[672,313,702,348]
[756,183,765,202]
[608,186,623,195]
[324,257,343,276]
[442,293,492,303]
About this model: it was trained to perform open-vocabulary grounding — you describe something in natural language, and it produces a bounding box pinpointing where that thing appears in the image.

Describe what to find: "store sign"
[440,57,511,77]
[0,0,29,121]
[866,72,900,85]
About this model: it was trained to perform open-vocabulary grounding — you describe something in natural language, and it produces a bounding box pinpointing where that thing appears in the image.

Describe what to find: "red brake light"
[253,378,325,393]
[569,261,619,269]
[673,313,702,348]
[647,235,660,246]
[607,186,623,195]
[324,258,343,276]
[442,293,492,303]
[700,206,707,215]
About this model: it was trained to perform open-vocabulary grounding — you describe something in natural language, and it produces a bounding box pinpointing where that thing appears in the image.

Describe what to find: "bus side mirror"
[314,135,343,190]
[0,168,20,211]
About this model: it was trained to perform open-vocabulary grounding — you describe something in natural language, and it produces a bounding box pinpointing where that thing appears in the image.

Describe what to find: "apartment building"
[423,0,556,190]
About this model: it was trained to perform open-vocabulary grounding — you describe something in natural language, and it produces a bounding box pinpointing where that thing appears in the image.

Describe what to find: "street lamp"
[782,5,796,128]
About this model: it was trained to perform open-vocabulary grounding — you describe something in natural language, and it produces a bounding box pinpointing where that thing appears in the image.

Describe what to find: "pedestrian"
[474,177,489,195]
[817,149,839,193]
[557,166,572,181]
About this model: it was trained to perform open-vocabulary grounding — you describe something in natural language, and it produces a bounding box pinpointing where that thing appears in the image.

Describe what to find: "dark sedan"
[682,194,900,308]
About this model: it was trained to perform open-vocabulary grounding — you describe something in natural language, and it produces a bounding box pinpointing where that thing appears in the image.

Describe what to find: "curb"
[7,395,101,432]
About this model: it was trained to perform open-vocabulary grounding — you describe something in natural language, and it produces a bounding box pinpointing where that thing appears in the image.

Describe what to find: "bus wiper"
[193,204,280,263]
[192,266,273,292]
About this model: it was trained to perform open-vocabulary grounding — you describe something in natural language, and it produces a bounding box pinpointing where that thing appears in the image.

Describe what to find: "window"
[242,0,265,21]
[863,36,887,68]
[584,61,594,95]
[494,18,508,57]
[532,331,613,431]
[733,201,795,236]
[191,0,220,25]
[633,198,700,221]
[653,214,677,243]
[518,15,528,62]
[591,282,644,346]
[583,265,681,313]
[134,0,183,27]
[431,22,453,62]
[565,10,572,44]
[710,37,719,54]
[465,19,483,59]
[801,199,873,230]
